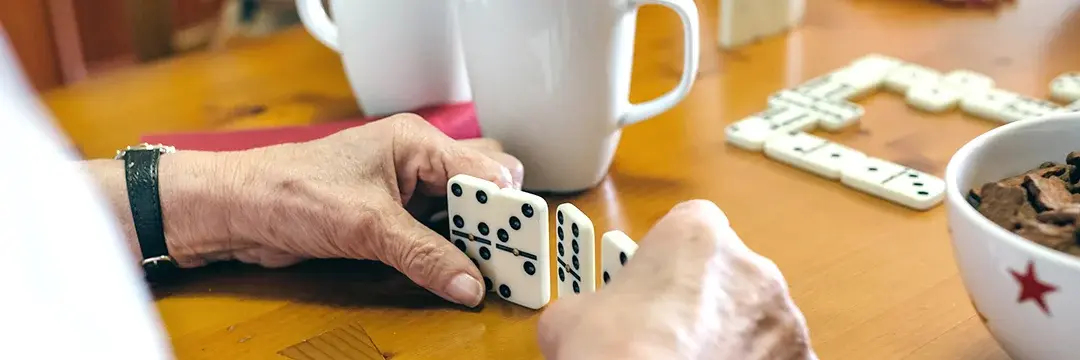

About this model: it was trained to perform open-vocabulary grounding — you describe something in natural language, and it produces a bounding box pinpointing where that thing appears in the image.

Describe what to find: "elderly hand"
[536,200,817,360]
[129,114,522,307]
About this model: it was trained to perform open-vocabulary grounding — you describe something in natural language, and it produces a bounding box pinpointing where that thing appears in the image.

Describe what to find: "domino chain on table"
[725,53,1080,211]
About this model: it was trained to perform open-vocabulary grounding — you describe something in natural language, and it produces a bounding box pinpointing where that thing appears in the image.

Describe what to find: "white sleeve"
[0,32,173,359]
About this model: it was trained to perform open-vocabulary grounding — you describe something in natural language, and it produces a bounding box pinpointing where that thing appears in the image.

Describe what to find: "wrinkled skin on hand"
[223,114,524,307]
[537,200,817,360]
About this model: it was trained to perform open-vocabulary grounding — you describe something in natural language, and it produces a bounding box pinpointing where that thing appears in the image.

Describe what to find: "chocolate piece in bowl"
[1014,220,1077,252]
[966,188,981,208]
[1023,175,1073,211]
[976,182,1028,229]
[1066,151,1080,167]
[1035,204,1080,225]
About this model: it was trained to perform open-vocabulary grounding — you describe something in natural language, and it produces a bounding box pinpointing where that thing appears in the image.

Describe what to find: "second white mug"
[297,0,471,116]
[454,0,700,193]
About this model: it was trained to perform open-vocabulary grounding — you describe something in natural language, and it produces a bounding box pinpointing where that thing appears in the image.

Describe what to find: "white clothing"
[0,32,173,358]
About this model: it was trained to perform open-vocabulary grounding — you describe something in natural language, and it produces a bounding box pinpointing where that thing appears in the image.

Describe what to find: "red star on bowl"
[1010,260,1058,316]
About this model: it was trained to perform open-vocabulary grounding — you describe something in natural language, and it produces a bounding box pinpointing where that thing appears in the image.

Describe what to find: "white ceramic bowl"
[946,112,1080,360]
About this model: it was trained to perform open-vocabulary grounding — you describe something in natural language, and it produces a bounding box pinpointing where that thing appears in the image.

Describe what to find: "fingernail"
[446,273,484,307]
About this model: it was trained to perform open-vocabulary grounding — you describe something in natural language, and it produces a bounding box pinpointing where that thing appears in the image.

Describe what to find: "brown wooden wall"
[1,0,225,92]
[0,0,62,92]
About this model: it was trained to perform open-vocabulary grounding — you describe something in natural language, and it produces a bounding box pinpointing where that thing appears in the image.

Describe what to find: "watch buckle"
[141,255,177,267]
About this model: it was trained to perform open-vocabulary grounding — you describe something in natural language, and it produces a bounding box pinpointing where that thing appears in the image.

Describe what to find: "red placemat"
[141,102,481,151]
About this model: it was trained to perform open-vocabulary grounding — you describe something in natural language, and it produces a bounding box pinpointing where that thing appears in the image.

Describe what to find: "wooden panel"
[0,0,63,91]
[174,0,226,28]
[72,0,131,65]
[74,0,225,65]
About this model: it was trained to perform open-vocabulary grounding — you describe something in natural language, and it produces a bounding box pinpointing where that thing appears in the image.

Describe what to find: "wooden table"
[43,0,1080,358]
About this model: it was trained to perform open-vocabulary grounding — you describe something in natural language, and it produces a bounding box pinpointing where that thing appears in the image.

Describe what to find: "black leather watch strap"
[121,145,177,281]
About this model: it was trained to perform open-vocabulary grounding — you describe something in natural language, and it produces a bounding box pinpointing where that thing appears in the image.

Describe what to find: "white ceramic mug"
[296,0,471,116]
[454,0,700,193]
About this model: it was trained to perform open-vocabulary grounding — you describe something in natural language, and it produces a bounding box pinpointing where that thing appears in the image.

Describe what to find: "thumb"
[373,201,486,307]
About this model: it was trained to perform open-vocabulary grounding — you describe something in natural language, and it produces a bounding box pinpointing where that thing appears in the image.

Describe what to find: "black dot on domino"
[572,255,579,270]
[476,190,488,204]
[571,223,579,237]
[509,216,521,230]
[480,247,491,260]
[478,222,489,235]
[603,271,610,284]
[521,203,534,218]
[484,277,493,292]
[830,153,840,158]
[558,267,565,281]
[868,167,878,172]
[499,284,512,298]
[451,183,463,197]
[558,242,564,256]
[453,215,465,229]
[619,252,628,265]
[524,261,536,275]
[454,239,466,252]
[557,210,564,224]
[572,239,579,253]
[557,227,564,240]
[497,229,509,242]
[573,281,580,293]
[471,258,479,268]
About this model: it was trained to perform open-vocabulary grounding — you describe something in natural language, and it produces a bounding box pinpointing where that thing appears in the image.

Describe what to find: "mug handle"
[618,0,700,128]
[296,0,340,52]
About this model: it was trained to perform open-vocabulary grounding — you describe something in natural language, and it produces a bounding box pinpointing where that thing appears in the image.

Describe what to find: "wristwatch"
[115,143,178,282]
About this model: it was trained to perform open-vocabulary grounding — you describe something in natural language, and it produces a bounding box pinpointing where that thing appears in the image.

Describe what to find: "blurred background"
[0,0,307,92]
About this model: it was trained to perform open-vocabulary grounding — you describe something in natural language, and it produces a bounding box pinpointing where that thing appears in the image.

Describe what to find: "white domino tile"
[724,106,816,151]
[884,64,942,93]
[1065,100,1080,112]
[447,174,551,310]
[905,83,963,113]
[940,70,995,93]
[555,203,597,298]
[763,131,867,180]
[997,97,1060,123]
[1050,72,1080,103]
[794,75,863,101]
[840,157,945,211]
[845,54,904,87]
[768,90,864,132]
[959,88,1021,122]
[599,230,638,288]
[795,70,879,101]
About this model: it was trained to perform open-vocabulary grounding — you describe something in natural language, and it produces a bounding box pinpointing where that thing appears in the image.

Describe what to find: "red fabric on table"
[140,102,481,151]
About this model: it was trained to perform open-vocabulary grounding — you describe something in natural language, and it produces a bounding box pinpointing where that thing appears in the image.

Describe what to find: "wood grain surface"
[42,0,1080,358]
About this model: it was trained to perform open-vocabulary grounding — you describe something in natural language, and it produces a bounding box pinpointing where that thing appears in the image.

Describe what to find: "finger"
[484,152,524,189]
[373,201,486,307]
[456,138,525,189]
[458,138,504,153]
[607,199,743,294]
[537,295,588,357]
[384,114,519,198]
